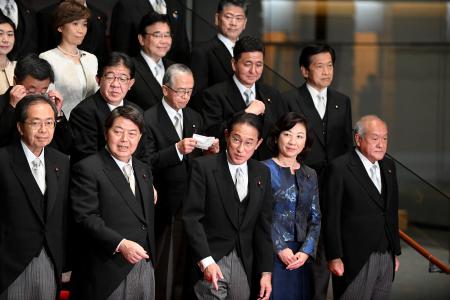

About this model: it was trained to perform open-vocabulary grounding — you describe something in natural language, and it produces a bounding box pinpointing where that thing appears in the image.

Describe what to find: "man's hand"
[245,99,265,115]
[153,185,158,204]
[118,239,149,264]
[286,251,309,270]
[258,273,271,300]
[203,263,223,291]
[205,138,220,154]
[176,137,197,155]
[328,258,344,276]
[9,85,27,108]
[395,256,400,272]
[47,90,64,115]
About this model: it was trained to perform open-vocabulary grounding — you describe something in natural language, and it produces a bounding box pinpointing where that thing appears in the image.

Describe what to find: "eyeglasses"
[165,85,193,97]
[230,135,256,149]
[222,13,246,23]
[24,120,56,130]
[103,73,131,84]
[145,32,173,39]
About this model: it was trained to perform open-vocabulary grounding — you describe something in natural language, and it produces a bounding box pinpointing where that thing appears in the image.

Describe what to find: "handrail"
[399,230,450,274]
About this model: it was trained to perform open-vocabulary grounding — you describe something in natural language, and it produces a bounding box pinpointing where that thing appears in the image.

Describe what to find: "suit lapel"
[297,85,325,147]
[157,103,181,141]
[44,151,59,219]
[212,36,233,75]
[183,109,200,138]
[379,159,394,208]
[241,160,264,228]
[213,153,239,229]
[102,150,146,223]
[10,143,44,224]
[135,54,163,100]
[226,80,247,112]
[133,158,153,223]
[348,151,384,210]
[94,92,111,123]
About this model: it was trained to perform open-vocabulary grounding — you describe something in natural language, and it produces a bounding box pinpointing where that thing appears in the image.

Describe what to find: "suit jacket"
[283,84,353,176]
[0,142,70,294]
[70,149,155,300]
[139,102,203,216]
[110,0,190,63]
[202,79,287,160]
[189,36,233,110]
[7,1,38,60]
[127,54,174,110]
[183,152,274,288]
[0,88,72,154]
[324,150,401,297]
[69,91,137,164]
[36,1,108,59]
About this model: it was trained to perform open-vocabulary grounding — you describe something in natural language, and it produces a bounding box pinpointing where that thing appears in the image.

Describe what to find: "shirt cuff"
[174,144,183,161]
[114,239,125,254]
[198,256,215,272]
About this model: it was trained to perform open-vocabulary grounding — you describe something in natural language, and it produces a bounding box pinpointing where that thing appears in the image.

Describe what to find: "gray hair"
[162,64,193,87]
[354,114,386,139]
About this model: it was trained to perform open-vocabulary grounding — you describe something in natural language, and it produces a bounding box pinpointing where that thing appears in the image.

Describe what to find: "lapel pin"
[267,98,271,102]
[143,174,148,180]
[335,105,339,109]
[388,169,392,174]
[257,180,262,187]
[173,10,179,19]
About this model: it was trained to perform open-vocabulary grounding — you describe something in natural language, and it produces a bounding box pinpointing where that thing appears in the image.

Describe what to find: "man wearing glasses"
[139,63,218,299]
[0,54,71,154]
[183,112,273,300]
[127,12,174,111]
[0,94,70,299]
[70,52,139,164]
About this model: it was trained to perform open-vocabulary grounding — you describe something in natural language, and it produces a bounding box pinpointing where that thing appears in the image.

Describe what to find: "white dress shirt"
[21,140,46,190]
[106,100,124,112]
[162,98,184,161]
[141,50,165,86]
[233,75,256,106]
[306,83,328,118]
[217,33,235,57]
[355,149,382,192]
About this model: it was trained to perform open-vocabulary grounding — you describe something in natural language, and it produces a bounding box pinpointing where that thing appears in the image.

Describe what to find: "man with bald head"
[325,115,401,300]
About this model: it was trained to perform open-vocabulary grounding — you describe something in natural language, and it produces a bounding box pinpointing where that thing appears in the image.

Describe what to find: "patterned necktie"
[153,0,167,14]
[154,63,163,85]
[235,167,247,201]
[317,94,326,119]
[32,158,46,195]
[243,89,252,106]
[123,164,135,196]
[174,112,183,139]
[370,164,381,193]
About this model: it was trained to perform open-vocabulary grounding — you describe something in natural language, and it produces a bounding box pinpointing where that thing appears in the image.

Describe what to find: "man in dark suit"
[0,0,37,60]
[36,0,107,59]
[189,0,248,110]
[183,113,273,300]
[325,115,401,299]
[70,52,138,164]
[140,64,218,300]
[71,105,156,300]
[0,95,70,299]
[283,44,353,300]
[127,12,174,110]
[110,0,190,64]
[202,36,287,161]
[0,54,71,154]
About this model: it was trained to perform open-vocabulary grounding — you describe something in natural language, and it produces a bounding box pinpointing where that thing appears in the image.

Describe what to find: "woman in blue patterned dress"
[262,112,321,300]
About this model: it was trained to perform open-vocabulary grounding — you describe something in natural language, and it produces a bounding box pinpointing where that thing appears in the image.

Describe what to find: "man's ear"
[214,13,219,27]
[17,123,23,136]
[255,138,263,150]
[300,66,309,79]
[224,128,229,139]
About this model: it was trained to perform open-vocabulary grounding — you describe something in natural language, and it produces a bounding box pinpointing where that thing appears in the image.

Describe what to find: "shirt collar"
[306,83,327,100]
[21,140,45,167]
[107,100,124,112]
[162,98,183,120]
[106,146,133,170]
[217,33,235,57]
[226,150,248,175]
[355,148,380,174]
[141,50,163,70]
[233,75,255,99]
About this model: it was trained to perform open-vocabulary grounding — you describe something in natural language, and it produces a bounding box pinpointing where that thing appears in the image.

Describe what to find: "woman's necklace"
[275,157,299,170]
[57,45,80,57]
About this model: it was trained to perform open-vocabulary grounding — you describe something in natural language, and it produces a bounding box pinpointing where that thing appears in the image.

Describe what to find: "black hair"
[299,44,336,69]
[233,35,264,61]
[105,105,144,133]
[226,112,263,139]
[98,52,135,79]
[138,11,171,36]
[15,94,57,123]
[15,54,55,83]
[217,0,248,16]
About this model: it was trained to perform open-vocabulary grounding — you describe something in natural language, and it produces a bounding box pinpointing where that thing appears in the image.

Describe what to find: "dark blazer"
[7,1,38,60]
[189,36,233,110]
[139,102,203,217]
[70,149,155,300]
[202,78,287,160]
[127,54,174,110]
[0,142,70,294]
[110,0,190,63]
[36,1,108,59]
[0,88,72,154]
[324,150,401,297]
[69,91,137,164]
[284,84,353,175]
[183,152,274,288]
